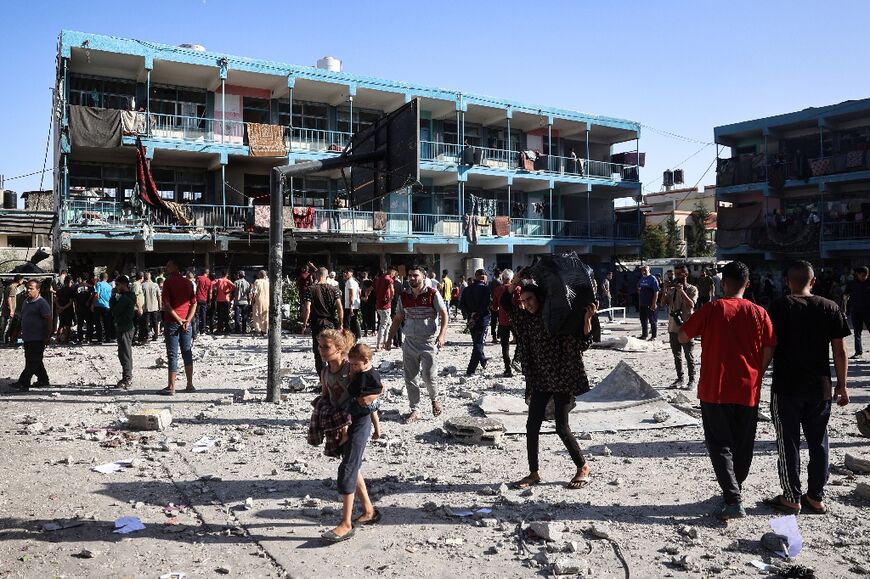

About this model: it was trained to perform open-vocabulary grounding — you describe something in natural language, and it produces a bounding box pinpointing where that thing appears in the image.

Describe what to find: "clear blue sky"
[2,0,869,199]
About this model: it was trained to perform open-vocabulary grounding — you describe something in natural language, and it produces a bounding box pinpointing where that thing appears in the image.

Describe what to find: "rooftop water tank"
[179,43,207,52]
[3,189,17,209]
[316,56,342,72]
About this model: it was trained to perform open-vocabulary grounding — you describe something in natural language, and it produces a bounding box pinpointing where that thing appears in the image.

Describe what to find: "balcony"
[716,151,870,189]
[59,200,639,243]
[420,141,638,181]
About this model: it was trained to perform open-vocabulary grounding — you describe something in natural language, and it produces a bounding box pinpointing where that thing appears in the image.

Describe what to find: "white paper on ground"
[91,458,134,474]
[191,436,218,453]
[770,514,803,558]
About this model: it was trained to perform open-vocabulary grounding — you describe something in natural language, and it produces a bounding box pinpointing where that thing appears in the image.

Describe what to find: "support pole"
[221,79,226,145]
[266,169,284,403]
[146,69,151,134]
[221,163,227,227]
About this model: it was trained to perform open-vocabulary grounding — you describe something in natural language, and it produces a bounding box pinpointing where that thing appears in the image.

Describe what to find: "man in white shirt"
[343,270,361,340]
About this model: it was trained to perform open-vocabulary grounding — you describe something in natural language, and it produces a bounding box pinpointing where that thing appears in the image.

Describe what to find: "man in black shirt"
[845,265,870,359]
[301,267,344,375]
[73,275,95,343]
[460,269,492,376]
[765,260,850,515]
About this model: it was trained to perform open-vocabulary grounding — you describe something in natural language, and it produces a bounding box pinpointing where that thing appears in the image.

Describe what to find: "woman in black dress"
[509,281,596,490]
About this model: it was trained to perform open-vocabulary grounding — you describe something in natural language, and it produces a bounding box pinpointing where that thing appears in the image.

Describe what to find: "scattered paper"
[91,459,134,474]
[159,573,186,579]
[113,516,145,534]
[191,436,218,453]
[750,560,774,572]
[770,515,803,559]
[448,507,493,518]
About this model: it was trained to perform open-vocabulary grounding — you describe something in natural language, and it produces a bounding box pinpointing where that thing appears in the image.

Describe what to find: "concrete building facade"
[53,30,643,277]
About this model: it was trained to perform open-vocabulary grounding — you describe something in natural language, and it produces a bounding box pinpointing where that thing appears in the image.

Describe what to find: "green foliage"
[665,215,682,258]
[687,203,714,257]
[282,277,302,331]
[642,223,666,259]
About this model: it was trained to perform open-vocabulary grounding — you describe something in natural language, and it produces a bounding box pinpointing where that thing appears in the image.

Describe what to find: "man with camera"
[663,264,697,389]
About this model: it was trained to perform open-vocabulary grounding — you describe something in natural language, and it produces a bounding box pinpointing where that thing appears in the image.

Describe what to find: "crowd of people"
[2,257,869,541]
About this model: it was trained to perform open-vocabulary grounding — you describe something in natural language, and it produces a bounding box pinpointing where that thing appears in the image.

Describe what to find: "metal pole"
[587,190,590,238]
[548,121,553,171]
[349,95,353,135]
[221,163,226,226]
[267,168,284,402]
[146,69,151,134]
[585,128,590,173]
[221,79,226,145]
[507,114,511,168]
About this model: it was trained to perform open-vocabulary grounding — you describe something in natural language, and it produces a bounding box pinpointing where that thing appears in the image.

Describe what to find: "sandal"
[800,495,827,515]
[432,400,443,417]
[184,385,196,393]
[762,495,800,515]
[567,475,590,490]
[354,509,382,526]
[513,475,540,490]
[158,387,175,396]
[321,527,356,543]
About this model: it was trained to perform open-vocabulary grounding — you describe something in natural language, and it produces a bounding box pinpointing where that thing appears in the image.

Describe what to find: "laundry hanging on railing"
[511,202,528,218]
[517,150,536,171]
[246,123,288,157]
[253,205,270,229]
[464,214,478,243]
[493,216,510,237]
[611,152,646,167]
[121,111,147,136]
[373,211,387,231]
[468,194,496,219]
[69,105,122,148]
[135,138,191,225]
[293,206,315,229]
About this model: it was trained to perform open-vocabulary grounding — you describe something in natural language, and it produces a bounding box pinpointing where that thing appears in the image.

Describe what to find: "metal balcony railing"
[286,127,353,153]
[61,200,251,230]
[147,113,245,143]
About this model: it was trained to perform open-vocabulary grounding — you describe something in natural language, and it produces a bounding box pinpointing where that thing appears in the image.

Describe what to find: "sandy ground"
[0,313,869,579]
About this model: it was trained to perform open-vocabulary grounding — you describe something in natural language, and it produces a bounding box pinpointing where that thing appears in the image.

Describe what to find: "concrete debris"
[444,416,505,446]
[126,408,172,431]
[855,482,870,501]
[678,525,698,539]
[72,549,98,559]
[602,446,613,457]
[285,375,311,391]
[243,497,254,510]
[215,566,231,575]
[24,422,44,434]
[238,389,253,401]
[552,557,587,576]
[652,411,670,423]
[588,524,611,539]
[529,522,563,542]
[845,453,870,474]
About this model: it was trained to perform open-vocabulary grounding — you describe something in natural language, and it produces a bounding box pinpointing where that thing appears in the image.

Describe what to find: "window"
[69,74,136,110]
[487,128,521,152]
[336,106,382,133]
[245,174,271,201]
[463,125,481,147]
[442,122,458,144]
[68,162,135,200]
[279,100,328,131]
[151,167,206,203]
[149,85,206,121]
[243,97,271,124]
[289,177,330,208]
[6,236,32,248]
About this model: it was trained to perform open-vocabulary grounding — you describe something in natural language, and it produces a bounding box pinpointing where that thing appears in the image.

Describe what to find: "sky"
[2,0,870,202]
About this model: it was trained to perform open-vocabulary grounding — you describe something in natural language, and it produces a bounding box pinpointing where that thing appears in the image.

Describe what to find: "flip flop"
[567,475,590,490]
[513,475,540,490]
[762,496,800,515]
[158,387,175,396]
[800,495,827,515]
[321,527,356,543]
[184,385,196,393]
[354,509,382,526]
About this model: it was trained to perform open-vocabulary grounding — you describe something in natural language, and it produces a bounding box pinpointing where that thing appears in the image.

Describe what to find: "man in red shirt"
[679,260,776,520]
[373,269,394,352]
[194,268,212,338]
[213,270,235,334]
[160,260,197,395]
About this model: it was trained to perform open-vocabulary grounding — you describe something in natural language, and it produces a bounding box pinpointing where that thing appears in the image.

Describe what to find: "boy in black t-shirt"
[764,261,850,516]
[344,343,383,441]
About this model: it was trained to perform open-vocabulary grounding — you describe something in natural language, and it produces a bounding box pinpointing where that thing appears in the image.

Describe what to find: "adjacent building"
[641,185,717,257]
[714,98,870,273]
[53,30,643,277]
[0,190,55,274]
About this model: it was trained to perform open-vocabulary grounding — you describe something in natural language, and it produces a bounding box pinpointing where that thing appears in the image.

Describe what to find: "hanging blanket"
[809,157,832,176]
[134,138,191,225]
[253,205,270,229]
[373,211,387,231]
[69,105,122,148]
[493,216,510,237]
[121,111,146,136]
[246,123,288,157]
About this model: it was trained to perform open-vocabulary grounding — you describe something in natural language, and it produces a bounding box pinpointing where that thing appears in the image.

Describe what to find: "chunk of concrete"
[126,408,172,431]
[845,453,870,474]
[444,416,505,446]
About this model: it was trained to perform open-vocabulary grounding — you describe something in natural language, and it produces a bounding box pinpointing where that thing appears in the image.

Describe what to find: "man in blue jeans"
[158,260,197,396]
[637,265,660,341]
[460,268,492,376]
[92,272,114,342]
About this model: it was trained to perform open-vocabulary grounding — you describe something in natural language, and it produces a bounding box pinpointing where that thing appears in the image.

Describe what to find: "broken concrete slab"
[478,361,699,434]
[845,453,870,474]
[126,408,172,431]
[444,416,506,446]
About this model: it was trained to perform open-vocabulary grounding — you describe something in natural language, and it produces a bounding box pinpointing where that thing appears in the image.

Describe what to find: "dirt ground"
[0,313,868,579]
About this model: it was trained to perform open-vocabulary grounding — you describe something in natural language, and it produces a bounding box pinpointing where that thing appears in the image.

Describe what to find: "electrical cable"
[642,143,712,192]
[639,123,714,145]
[3,169,54,181]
